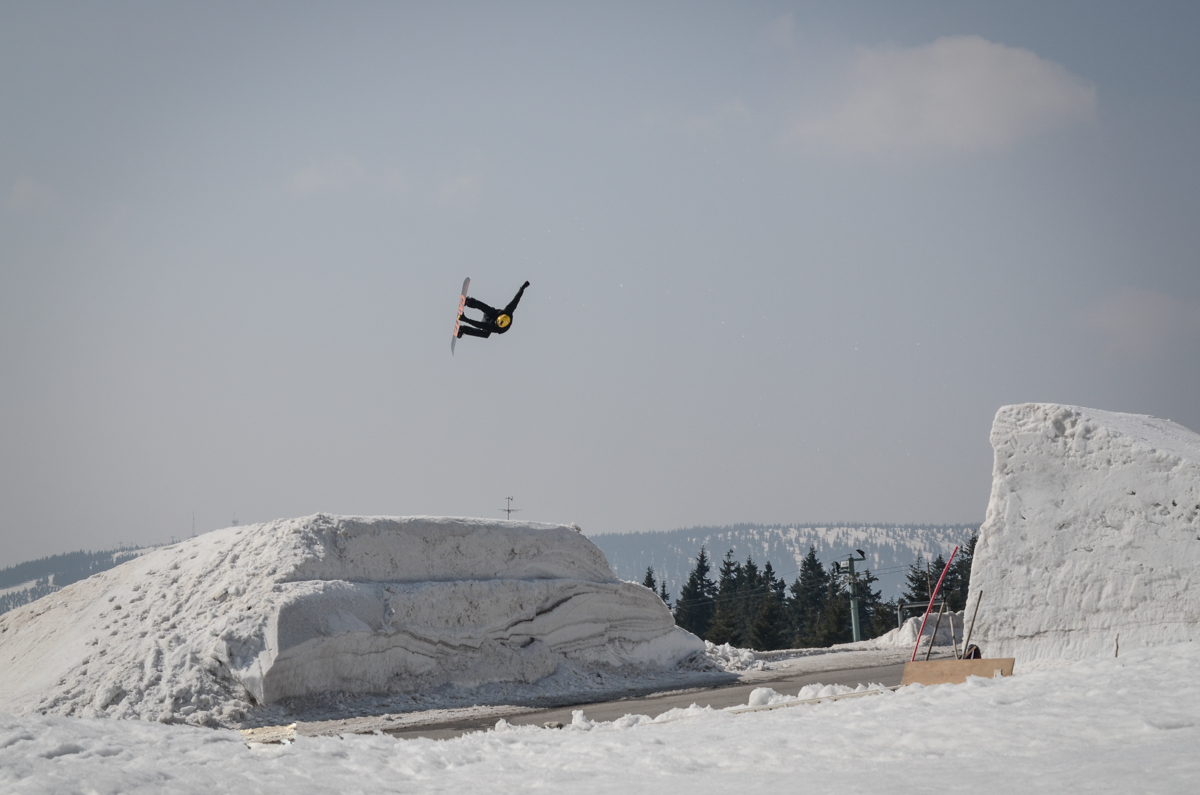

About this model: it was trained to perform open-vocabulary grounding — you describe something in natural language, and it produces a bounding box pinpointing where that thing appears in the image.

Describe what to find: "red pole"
[910,546,959,662]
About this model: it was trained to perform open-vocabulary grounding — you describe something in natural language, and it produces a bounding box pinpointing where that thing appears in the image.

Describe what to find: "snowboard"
[451,277,470,355]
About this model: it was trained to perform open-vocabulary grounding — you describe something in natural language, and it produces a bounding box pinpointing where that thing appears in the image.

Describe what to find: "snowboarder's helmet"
[496,314,511,329]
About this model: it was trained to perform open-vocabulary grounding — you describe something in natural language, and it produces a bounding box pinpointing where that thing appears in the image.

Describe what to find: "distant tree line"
[0,549,141,589]
[0,581,61,615]
[642,535,977,651]
[0,549,140,615]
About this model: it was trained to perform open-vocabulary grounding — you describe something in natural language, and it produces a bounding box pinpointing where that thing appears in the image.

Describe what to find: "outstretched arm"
[503,281,530,315]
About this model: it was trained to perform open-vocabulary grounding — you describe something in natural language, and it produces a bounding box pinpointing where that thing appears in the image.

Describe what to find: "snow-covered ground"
[4,641,1196,793]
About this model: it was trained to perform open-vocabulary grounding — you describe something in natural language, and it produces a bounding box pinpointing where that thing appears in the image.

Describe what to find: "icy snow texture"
[702,642,766,672]
[0,515,702,725]
[970,404,1200,662]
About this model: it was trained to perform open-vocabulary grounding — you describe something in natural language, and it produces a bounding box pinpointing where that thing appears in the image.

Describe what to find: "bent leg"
[465,297,498,315]
[458,325,491,338]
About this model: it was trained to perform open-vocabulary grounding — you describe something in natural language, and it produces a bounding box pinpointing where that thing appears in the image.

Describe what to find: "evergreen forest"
[646,535,977,651]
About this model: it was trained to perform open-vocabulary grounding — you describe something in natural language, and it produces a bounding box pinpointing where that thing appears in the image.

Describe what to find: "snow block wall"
[0,515,702,725]
[969,404,1200,662]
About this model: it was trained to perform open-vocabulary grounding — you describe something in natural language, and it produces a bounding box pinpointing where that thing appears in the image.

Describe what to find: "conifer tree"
[705,551,743,645]
[717,551,741,592]
[813,570,852,646]
[739,556,763,637]
[762,561,785,600]
[642,566,657,591]
[742,557,760,591]
[673,547,716,638]
[748,560,788,650]
[658,581,671,609]
[943,534,978,611]
[747,594,787,651]
[901,555,931,605]
[787,546,829,646]
[927,553,948,604]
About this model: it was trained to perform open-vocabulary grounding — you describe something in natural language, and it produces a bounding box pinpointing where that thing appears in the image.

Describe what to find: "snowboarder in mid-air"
[457,280,529,340]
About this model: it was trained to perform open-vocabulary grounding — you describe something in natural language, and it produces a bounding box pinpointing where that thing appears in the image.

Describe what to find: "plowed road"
[385,661,906,740]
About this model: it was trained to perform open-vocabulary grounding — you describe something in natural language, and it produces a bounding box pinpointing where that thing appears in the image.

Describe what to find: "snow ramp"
[0,515,702,726]
[970,404,1200,662]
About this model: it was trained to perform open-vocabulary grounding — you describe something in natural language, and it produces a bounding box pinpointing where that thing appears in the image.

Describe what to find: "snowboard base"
[451,277,471,355]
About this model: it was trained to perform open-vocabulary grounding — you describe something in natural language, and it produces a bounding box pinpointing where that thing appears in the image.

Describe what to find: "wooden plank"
[901,658,1016,686]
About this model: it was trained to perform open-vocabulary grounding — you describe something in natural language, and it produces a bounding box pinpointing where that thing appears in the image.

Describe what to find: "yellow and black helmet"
[496,314,512,329]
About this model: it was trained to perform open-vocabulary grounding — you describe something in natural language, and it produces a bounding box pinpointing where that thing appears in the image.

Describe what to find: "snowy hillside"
[971,404,1200,661]
[592,523,977,599]
[0,515,702,726]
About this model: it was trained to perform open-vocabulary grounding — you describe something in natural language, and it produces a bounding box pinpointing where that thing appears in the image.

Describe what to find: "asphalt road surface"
[386,661,906,741]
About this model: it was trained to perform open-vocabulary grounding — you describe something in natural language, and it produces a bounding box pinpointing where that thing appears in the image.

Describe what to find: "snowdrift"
[0,515,702,726]
[835,613,963,651]
[970,404,1200,662]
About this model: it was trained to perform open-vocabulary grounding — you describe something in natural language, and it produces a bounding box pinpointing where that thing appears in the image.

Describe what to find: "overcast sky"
[2,1,1199,566]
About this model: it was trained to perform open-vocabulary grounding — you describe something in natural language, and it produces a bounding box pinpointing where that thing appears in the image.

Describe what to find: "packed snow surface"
[3,641,1197,793]
[0,515,702,726]
[971,404,1200,662]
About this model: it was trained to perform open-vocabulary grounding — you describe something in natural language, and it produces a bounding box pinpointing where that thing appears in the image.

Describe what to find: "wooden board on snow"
[902,658,1016,686]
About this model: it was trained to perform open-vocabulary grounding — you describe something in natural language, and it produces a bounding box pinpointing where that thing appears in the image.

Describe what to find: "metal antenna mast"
[500,497,521,520]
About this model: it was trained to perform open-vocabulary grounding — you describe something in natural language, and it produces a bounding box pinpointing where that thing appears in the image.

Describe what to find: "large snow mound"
[0,515,702,726]
[970,404,1200,662]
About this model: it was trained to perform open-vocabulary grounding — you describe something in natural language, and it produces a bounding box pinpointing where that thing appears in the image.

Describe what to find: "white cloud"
[1075,287,1200,359]
[288,154,366,198]
[793,35,1097,155]
[4,177,59,214]
[437,172,481,209]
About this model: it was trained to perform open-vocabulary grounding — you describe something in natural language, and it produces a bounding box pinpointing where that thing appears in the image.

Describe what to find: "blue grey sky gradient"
[2,1,1199,566]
